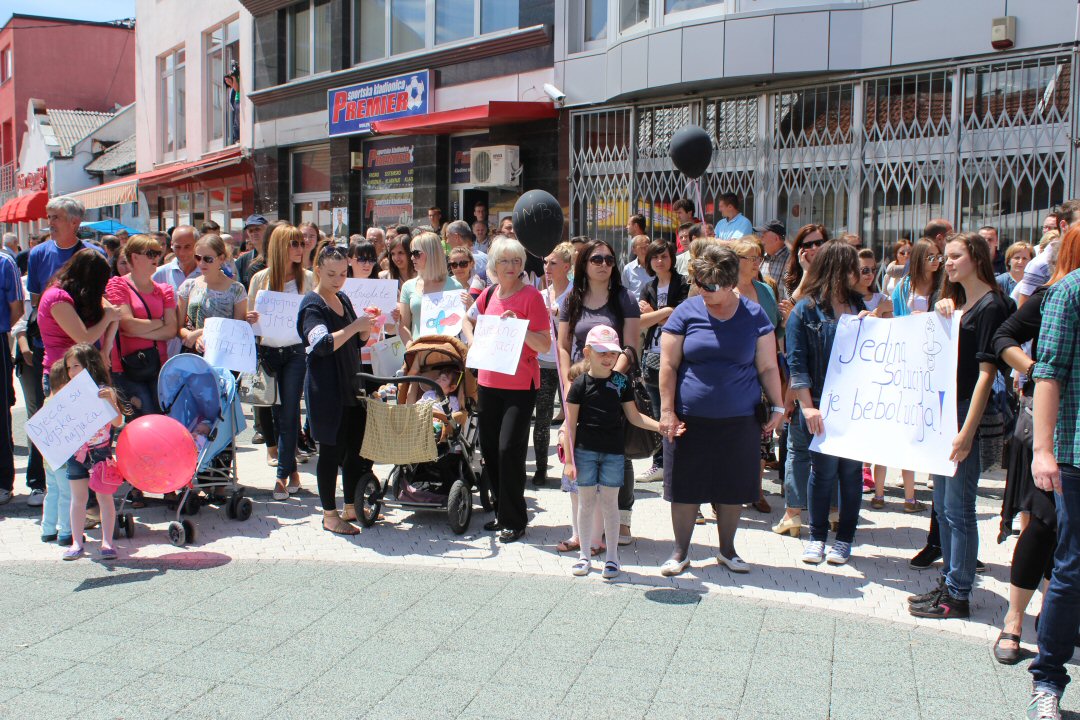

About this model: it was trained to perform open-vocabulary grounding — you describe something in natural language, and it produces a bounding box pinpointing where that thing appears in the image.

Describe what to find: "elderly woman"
[105,234,177,416]
[995,242,1033,296]
[465,236,550,543]
[558,239,641,543]
[657,244,783,576]
[396,231,463,345]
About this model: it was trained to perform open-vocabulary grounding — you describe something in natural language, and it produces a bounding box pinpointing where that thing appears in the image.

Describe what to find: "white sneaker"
[801,540,826,564]
[826,541,852,565]
[717,554,750,573]
[1027,691,1061,720]
[26,489,45,507]
[635,464,663,483]
[0,488,10,505]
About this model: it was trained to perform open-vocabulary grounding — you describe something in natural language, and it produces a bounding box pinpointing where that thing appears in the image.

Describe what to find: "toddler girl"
[561,325,667,579]
[40,359,73,545]
[62,343,126,561]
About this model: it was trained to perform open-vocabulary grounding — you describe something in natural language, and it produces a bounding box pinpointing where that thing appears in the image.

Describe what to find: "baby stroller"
[154,353,249,546]
[354,335,481,534]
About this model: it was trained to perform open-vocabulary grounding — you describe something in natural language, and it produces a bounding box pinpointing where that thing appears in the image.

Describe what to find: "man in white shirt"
[622,234,652,300]
[713,193,753,240]
[153,225,200,357]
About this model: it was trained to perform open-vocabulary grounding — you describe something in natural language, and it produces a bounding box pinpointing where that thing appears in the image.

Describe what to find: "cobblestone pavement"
[4,400,1080,718]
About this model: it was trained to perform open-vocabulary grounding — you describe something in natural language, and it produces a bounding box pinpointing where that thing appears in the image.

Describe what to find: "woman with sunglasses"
[891,239,943,317]
[883,240,912,294]
[247,225,313,499]
[779,224,829,322]
[559,239,641,544]
[348,239,381,280]
[447,246,478,303]
[396,232,462,345]
[177,234,251,354]
[105,234,177,417]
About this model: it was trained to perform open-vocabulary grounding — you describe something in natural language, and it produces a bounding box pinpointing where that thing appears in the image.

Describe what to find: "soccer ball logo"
[406,76,425,110]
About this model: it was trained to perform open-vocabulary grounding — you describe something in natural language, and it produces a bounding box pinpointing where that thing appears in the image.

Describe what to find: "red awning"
[371,101,558,135]
[0,190,48,223]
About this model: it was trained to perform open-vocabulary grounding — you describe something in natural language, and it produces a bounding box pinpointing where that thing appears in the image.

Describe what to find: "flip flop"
[556,539,580,553]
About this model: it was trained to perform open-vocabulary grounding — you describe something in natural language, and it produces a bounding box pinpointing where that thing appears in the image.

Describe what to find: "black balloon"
[512,189,564,256]
[668,125,713,179]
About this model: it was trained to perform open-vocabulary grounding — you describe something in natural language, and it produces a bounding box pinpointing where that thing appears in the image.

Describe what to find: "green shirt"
[1033,269,1080,466]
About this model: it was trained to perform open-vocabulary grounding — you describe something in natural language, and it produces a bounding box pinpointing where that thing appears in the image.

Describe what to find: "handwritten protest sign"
[343,278,399,317]
[419,291,465,337]
[203,317,257,373]
[26,369,117,469]
[809,312,960,477]
[252,290,302,345]
[466,315,528,375]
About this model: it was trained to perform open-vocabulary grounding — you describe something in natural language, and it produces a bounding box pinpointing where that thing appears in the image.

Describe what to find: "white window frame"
[287,0,332,81]
[661,0,728,26]
[0,46,12,85]
[616,0,651,37]
[205,17,241,152]
[352,0,520,66]
[158,46,186,162]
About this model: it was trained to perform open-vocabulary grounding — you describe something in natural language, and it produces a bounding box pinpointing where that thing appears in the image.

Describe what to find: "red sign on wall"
[16,166,47,192]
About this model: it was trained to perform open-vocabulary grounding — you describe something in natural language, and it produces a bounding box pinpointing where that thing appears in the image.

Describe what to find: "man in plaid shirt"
[1028,259,1080,720]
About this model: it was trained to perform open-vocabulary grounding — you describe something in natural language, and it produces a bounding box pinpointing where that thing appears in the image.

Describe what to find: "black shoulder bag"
[622,346,662,460]
[115,281,163,383]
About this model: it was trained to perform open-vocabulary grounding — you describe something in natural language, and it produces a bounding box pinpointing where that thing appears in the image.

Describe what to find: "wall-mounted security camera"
[543,83,566,106]
[991,16,1016,51]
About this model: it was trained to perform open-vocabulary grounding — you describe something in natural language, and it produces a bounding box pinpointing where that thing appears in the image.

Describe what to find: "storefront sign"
[450,135,488,185]
[362,138,415,191]
[328,70,431,137]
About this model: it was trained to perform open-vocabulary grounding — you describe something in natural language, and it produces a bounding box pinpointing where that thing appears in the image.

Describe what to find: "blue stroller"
[154,353,249,546]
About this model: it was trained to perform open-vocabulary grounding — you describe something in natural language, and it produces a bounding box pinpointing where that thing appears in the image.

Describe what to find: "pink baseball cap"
[586,324,622,353]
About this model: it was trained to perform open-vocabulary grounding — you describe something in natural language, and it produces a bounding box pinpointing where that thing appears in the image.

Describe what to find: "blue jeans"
[41,462,71,538]
[271,347,306,480]
[931,437,981,601]
[114,372,160,416]
[784,411,812,510]
[1031,464,1080,697]
[573,448,625,488]
[808,450,862,543]
[645,382,663,468]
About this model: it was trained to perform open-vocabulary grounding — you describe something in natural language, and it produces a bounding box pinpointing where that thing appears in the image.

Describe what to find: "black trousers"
[0,334,14,491]
[478,385,537,532]
[316,403,373,512]
[13,343,44,491]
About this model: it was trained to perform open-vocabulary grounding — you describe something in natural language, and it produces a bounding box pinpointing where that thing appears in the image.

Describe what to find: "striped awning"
[61,179,138,210]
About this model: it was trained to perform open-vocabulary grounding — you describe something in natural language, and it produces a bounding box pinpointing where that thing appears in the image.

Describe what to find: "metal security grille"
[568,51,1076,259]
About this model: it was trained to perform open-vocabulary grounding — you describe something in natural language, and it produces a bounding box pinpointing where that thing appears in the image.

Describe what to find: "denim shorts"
[67,447,113,481]
[573,448,624,488]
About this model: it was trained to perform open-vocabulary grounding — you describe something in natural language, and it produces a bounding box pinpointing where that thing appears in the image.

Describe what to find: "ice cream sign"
[328,70,430,137]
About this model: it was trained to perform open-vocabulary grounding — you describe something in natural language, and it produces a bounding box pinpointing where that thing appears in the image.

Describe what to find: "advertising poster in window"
[362,138,415,191]
[366,194,414,228]
[328,70,430,137]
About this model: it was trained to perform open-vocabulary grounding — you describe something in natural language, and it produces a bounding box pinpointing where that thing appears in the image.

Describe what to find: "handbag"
[239,365,279,406]
[116,282,162,383]
[1012,394,1034,452]
[371,334,406,377]
[622,346,661,460]
[642,350,661,386]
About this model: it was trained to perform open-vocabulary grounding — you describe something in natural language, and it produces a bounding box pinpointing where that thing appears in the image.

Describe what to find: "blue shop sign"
[328,70,431,137]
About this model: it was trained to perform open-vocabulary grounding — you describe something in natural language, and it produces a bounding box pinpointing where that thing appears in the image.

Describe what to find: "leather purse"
[622,346,662,460]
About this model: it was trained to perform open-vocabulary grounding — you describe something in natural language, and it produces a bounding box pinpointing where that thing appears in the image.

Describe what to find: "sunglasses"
[859,266,876,275]
[695,280,722,292]
[409,249,424,259]
[739,255,762,264]
[448,260,471,269]
[926,255,944,263]
[352,255,377,263]
[801,240,825,250]
[288,240,303,249]
[196,254,218,264]
[139,250,162,260]
[589,254,616,267]
[318,245,348,261]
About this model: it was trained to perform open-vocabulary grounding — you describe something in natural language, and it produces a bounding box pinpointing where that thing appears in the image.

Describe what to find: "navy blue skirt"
[663,414,760,505]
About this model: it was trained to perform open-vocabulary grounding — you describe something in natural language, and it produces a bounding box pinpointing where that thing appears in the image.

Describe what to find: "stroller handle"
[357,372,446,400]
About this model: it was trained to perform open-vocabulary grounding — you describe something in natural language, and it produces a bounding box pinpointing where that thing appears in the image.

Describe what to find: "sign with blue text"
[809,312,960,477]
[328,70,431,137]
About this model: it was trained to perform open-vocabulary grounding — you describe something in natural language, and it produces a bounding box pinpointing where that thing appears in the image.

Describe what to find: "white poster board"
[342,278,399,318]
[26,369,117,469]
[252,290,302,345]
[202,317,258,374]
[466,315,528,375]
[809,312,960,477]
[419,291,466,337]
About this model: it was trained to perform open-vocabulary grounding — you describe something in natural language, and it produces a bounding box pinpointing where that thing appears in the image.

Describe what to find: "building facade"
[555,0,1079,257]
[241,0,559,236]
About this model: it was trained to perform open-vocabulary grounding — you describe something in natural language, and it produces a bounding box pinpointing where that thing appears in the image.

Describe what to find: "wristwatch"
[770,405,786,414]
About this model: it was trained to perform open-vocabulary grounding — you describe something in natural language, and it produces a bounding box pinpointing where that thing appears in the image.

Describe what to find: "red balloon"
[116,415,198,494]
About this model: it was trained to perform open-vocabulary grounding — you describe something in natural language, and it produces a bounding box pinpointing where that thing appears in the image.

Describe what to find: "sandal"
[340,504,357,522]
[322,513,360,536]
[571,559,590,576]
[556,539,580,553]
[591,544,606,557]
[602,561,621,579]
[272,480,289,501]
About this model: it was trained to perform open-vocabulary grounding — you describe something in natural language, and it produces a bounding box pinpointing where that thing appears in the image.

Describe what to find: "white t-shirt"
[646,284,669,353]
[537,284,572,367]
[863,292,887,312]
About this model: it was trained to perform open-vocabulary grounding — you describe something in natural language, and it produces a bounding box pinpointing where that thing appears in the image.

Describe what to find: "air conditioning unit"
[470,145,521,186]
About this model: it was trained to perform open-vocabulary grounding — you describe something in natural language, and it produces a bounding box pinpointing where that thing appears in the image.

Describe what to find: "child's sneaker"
[601,561,620,579]
[571,559,591,576]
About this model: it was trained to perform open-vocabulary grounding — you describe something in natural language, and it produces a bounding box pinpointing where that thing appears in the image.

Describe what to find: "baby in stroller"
[407,366,462,442]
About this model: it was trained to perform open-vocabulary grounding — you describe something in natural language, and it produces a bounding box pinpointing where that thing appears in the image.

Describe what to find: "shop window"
[159,48,186,157]
[354,0,518,63]
[0,47,11,84]
[206,19,241,146]
[288,0,331,80]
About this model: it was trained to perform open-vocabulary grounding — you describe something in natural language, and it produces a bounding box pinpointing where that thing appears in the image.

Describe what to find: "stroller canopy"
[157,354,226,429]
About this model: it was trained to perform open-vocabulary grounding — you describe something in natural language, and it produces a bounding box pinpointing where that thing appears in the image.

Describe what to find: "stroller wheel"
[123,513,135,539]
[181,519,196,544]
[225,495,237,519]
[167,521,186,546]
[234,497,253,522]
[182,492,201,516]
[447,479,473,534]
[355,474,382,528]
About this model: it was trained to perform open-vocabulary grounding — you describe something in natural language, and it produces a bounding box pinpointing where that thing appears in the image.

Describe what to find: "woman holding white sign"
[177,234,250,354]
[907,233,1013,620]
[657,245,783,576]
[467,236,550,544]
[248,225,314,500]
[396,232,462,345]
[786,241,867,566]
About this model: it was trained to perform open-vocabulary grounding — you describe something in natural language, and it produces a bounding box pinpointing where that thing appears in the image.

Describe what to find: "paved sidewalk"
[4,401,1080,717]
